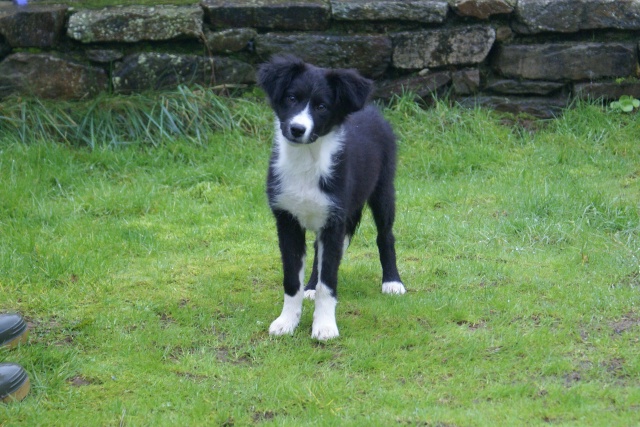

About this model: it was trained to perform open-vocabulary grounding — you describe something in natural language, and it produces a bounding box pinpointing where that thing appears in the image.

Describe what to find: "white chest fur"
[272,128,343,233]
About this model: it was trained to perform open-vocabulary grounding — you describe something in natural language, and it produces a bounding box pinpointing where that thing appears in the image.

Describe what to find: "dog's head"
[258,55,373,144]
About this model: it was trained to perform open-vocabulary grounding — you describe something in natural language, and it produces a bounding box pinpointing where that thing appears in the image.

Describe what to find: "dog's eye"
[286,95,297,104]
[315,103,327,112]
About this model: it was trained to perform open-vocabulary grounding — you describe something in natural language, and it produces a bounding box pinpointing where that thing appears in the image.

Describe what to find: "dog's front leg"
[311,223,345,341]
[269,211,306,336]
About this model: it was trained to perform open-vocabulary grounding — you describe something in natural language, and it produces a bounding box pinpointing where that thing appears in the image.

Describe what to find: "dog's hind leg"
[344,208,363,251]
[303,239,319,299]
[269,211,306,336]
[304,210,360,300]
[369,182,406,295]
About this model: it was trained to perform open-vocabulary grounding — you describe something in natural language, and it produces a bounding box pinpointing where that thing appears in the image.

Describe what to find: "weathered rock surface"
[485,79,565,95]
[453,0,513,20]
[459,96,568,118]
[112,53,255,94]
[331,0,448,23]
[203,28,256,54]
[514,0,640,34]
[256,33,392,78]
[0,0,639,114]
[0,36,10,59]
[392,25,496,69]
[202,0,330,31]
[0,53,108,99]
[574,81,640,101]
[86,49,124,64]
[67,5,203,43]
[375,72,451,100]
[494,25,513,42]
[0,4,67,47]
[451,69,481,95]
[493,43,638,81]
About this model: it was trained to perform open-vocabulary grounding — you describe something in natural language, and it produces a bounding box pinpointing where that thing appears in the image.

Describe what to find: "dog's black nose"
[290,124,306,139]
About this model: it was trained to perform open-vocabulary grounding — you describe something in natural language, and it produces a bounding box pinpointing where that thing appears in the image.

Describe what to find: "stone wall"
[1,0,640,117]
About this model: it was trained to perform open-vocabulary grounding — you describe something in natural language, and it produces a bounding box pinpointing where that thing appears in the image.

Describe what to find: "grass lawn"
[0,91,639,426]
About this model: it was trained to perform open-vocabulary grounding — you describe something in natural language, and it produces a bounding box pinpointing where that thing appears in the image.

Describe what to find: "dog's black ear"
[326,69,373,116]
[257,55,306,104]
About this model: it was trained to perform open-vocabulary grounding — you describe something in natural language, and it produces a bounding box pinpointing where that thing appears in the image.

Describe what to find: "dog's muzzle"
[283,123,318,144]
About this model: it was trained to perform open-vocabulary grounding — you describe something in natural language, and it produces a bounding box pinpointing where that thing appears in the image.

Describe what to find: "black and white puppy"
[258,55,406,340]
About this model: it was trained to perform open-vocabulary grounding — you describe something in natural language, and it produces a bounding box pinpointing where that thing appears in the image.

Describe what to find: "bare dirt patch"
[68,375,101,387]
[610,313,640,335]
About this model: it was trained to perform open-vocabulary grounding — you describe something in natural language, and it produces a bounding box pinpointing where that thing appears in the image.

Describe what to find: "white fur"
[269,292,303,335]
[289,104,314,143]
[382,281,406,295]
[272,123,344,233]
[311,243,339,340]
[343,236,350,254]
[269,257,305,336]
[312,282,339,340]
[299,256,306,287]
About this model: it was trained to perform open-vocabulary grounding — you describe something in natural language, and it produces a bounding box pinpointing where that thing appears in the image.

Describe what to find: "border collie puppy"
[258,55,406,340]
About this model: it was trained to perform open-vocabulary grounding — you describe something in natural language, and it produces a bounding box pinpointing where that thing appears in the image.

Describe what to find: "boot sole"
[0,375,30,403]
[1,329,29,349]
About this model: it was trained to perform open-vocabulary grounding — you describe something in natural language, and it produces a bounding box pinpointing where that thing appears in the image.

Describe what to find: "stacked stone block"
[1,0,640,117]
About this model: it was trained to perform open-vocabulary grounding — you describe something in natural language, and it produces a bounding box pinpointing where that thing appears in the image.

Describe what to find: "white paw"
[269,293,302,336]
[303,289,316,300]
[311,321,339,341]
[269,314,299,336]
[382,281,406,295]
[312,283,339,340]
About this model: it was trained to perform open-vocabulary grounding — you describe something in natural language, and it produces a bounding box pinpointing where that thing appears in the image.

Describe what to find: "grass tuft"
[0,87,266,148]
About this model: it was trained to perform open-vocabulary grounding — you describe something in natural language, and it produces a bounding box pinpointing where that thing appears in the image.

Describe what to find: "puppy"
[258,55,405,340]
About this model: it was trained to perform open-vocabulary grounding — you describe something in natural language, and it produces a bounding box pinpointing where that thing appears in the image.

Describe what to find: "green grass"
[1,91,639,426]
[0,87,259,148]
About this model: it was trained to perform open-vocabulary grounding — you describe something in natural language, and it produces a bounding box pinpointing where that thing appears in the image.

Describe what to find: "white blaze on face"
[289,104,314,143]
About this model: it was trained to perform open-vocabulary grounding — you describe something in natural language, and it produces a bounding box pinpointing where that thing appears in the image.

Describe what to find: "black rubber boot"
[0,313,29,348]
[0,363,30,403]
